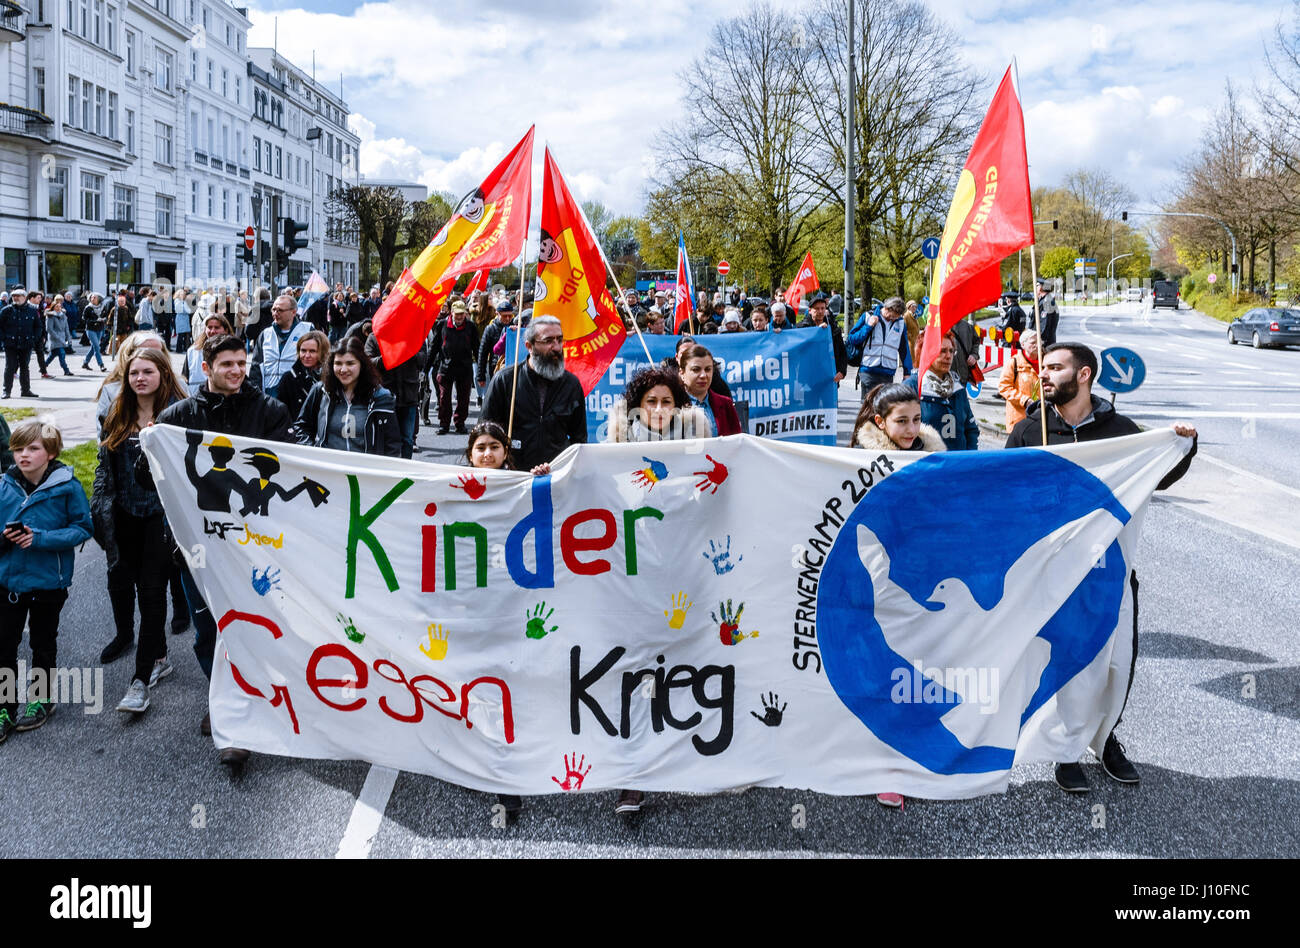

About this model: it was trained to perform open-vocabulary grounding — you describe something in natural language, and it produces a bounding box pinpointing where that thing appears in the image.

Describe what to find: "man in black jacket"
[482,314,586,470]
[798,294,847,382]
[0,288,41,398]
[429,300,480,435]
[153,333,292,773]
[1006,342,1197,794]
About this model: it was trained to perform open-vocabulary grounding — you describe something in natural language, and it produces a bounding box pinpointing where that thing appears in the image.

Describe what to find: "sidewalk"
[1,347,188,447]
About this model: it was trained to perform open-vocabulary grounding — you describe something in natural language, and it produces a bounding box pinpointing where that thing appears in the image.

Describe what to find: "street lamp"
[1125,209,1238,296]
[306,126,322,276]
[1107,253,1133,299]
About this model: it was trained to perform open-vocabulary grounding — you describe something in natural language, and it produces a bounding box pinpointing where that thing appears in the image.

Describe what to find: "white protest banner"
[141,425,1192,799]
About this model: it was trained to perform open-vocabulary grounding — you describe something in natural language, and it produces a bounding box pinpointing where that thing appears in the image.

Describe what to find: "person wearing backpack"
[847,296,912,399]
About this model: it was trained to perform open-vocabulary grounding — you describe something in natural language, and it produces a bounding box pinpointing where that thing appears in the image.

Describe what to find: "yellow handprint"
[664,591,694,630]
[421,623,449,661]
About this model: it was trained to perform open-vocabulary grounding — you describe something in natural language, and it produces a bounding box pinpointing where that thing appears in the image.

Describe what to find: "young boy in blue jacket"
[0,419,92,741]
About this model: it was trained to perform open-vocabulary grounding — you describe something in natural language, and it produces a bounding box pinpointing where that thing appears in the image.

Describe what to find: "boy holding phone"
[0,420,92,742]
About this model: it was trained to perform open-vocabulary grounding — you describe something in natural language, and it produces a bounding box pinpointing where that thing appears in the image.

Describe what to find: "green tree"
[1038,246,1077,280]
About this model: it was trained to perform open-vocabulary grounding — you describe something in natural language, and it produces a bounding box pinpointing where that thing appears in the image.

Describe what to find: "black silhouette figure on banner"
[185,429,248,513]
[237,446,331,517]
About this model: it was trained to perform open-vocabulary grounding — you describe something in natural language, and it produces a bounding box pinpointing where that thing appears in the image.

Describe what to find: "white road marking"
[1124,409,1300,419]
[336,764,400,859]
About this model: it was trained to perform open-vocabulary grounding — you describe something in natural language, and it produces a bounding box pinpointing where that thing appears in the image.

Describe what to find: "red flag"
[463,268,489,297]
[534,148,624,394]
[920,65,1034,380]
[674,233,696,332]
[373,127,534,366]
[785,251,819,310]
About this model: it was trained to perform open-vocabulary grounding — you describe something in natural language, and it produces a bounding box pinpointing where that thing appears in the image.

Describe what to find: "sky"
[245,0,1291,217]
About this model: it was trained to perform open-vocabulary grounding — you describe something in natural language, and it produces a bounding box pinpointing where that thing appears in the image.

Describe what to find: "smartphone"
[4,521,25,534]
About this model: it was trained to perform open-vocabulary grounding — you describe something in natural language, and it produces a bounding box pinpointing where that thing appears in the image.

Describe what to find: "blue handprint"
[251,565,281,596]
[702,536,742,575]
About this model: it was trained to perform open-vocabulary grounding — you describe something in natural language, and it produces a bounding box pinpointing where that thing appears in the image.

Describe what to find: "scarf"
[922,369,959,399]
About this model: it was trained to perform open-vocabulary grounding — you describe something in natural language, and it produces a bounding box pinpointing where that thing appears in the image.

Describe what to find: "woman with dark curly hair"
[606,365,708,442]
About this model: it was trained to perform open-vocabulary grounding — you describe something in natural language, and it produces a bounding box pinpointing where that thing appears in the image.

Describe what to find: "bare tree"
[661,1,829,292]
[328,185,448,287]
[801,0,984,303]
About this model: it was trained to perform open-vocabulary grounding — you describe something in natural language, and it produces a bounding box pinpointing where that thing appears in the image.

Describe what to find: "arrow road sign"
[1098,346,1146,394]
[921,237,941,260]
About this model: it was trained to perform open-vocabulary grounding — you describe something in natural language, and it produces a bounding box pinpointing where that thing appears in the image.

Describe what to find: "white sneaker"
[148,656,173,689]
[117,678,150,713]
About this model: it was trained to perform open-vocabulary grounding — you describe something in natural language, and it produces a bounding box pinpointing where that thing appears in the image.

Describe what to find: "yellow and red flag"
[373,126,535,366]
[785,251,819,310]
[920,65,1034,379]
[534,147,623,394]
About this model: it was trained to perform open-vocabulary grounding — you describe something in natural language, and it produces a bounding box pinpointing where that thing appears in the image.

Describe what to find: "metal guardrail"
[0,103,52,137]
[0,1,26,37]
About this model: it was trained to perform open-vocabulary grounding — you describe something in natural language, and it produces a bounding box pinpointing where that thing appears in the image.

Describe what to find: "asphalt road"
[3,375,1295,859]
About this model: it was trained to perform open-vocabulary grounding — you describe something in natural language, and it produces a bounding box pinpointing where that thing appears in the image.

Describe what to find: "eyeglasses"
[533,335,564,345]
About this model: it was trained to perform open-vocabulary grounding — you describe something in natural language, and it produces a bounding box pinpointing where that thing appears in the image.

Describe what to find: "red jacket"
[706,390,742,436]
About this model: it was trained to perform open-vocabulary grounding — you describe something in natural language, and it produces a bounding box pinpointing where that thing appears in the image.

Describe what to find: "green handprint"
[525,602,557,640]
[337,613,365,643]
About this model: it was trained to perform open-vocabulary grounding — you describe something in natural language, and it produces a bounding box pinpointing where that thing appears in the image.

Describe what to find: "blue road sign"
[966,381,982,400]
[921,237,941,260]
[1098,347,1146,393]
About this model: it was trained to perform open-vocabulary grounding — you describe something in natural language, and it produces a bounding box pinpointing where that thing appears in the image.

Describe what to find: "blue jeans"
[50,346,70,374]
[82,329,105,368]
[396,405,418,458]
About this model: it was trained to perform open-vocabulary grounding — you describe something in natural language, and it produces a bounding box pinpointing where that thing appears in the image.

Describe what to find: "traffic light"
[1052,219,1058,229]
[282,217,308,257]
[1121,211,1128,221]
[238,245,253,263]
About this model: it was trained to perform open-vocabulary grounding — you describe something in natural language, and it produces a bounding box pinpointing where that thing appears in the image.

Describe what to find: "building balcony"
[0,103,52,140]
[0,1,25,43]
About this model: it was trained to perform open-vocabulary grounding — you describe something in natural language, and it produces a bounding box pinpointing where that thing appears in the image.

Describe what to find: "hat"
[10,287,26,296]
[723,310,742,326]
[203,435,233,450]
[648,305,663,316]
[496,299,515,313]
[451,301,468,314]
[654,289,668,298]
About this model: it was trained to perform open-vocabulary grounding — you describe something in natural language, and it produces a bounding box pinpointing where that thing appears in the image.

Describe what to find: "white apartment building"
[248,45,359,289]
[179,0,250,288]
[1,0,188,292]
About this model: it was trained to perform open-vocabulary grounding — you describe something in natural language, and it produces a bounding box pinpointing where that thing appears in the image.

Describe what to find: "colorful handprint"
[663,591,694,630]
[702,536,742,575]
[711,599,758,645]
[336,613,364,643]
[452,474,486,500]
[693,454,728,494]
[420,623,449,661]
[551,752,591,791]
[631,457,669,490]
[525,602,557,640]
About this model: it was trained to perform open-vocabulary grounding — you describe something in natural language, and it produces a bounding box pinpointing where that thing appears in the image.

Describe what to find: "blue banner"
[505,327,839,446]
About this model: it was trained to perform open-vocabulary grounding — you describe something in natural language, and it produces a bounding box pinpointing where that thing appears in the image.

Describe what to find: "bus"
[635,269,675,293]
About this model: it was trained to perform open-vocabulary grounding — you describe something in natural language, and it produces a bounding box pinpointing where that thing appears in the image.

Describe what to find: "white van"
[1124,286,1144,302]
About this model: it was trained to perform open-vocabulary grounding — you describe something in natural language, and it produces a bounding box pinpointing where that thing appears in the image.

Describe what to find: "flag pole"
[1028,242,1046,445]
[506,246,529,444]
[602,261,655,365]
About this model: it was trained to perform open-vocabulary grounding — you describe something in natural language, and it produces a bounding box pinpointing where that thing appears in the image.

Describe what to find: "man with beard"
[1005,342,1197,794]
[481,314,586,470]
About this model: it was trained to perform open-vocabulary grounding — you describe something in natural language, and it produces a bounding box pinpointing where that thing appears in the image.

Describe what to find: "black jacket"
[429,316,480,376]
[111,302,136,336]
[364,332,428,408]
[81,300,108,333]
[482,360,587,470]
[0,302,42,348]
[477,317,511,383]
[1005,394,1196,491]
[293,382,401,457]
[797,316,849,376]
[276,359,321,421]
[156,380,293,442]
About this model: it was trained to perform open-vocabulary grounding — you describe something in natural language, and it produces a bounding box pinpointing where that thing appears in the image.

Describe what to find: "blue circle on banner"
[966,381,982,400]
[816,450,1131,774]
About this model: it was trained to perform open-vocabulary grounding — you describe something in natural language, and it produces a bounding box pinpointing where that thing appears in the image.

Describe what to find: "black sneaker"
[171,616,191,636]
[1099,734,1140,784]
[20,391,38,398]
[1054,761,1089,793]
[99,635,134,664]
[14,701,54,732]
[614,789,645,814]
[0,708,16,743]
[436,427,450,436]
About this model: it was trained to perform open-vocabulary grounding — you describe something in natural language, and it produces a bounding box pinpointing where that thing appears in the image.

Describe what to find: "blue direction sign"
[1098,347,1146,393]
[921,236,941,260]
[966,381,982,400]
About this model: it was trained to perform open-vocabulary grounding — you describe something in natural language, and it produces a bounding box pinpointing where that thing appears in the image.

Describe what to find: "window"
[125,109,135,153]
[125,30,136,75]
[206,116,213,152]
[236,192,243,222]
[80,80,91,131]
[221,68,228,97]
[191,242,198,277]
[108,92,117,139]
[234,76,241,106]
[106,4,116,52]
[207,243,214,278]
[190,180,197,214]
[221,124,228,161]
[189,110,198,149]
[80,172,103,222]
[235,129,243,165]
[48,167,67,218]
[93,0,102,44]
[222,189,228,221]
[207,185,213,216]
[190,50,197,81]
[264,140,271,171]
[201,6,208,29]
[206,59,212,90]
[155,121,173,164]
[252,135,261,170]
[155,48,173,92]
[78,0,87,36]
[157,195,173,237]
[94,87,105,135]
[113,184,134,224]
[225,23,231,47]
[67,76,76,126]
[33,68,45,115]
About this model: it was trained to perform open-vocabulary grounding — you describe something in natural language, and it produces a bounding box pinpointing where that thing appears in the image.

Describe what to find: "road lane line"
[1126,409,1300,419]
[336,764,400,859]
[1196,453,1300,501]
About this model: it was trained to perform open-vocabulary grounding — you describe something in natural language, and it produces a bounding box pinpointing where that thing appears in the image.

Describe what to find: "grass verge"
[0,407,36,422]
[60,439,99,498]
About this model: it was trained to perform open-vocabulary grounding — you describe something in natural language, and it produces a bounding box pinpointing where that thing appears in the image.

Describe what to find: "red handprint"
[693,454,728,494]
[551,752,591,791]
[452,474,486,500]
